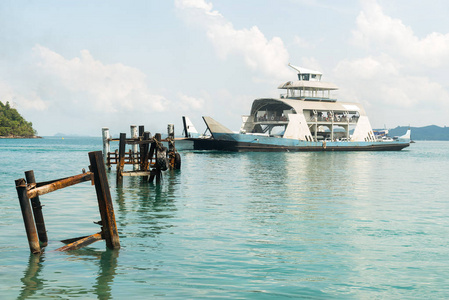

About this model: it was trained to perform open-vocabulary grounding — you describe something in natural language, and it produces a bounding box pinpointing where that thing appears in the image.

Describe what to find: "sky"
[1,0,449,136]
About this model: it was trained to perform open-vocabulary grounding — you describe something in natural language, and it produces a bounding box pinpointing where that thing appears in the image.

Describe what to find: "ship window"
[301,74,310,81]
[311,74,316,79]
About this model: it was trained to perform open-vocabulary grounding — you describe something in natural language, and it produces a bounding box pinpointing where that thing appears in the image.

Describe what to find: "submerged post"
[89,151,120,249]
[142,131,151,171]
[131,125,139,171]
[24,170,48,247]
[102,128,110,167]
[168,124,174,152]
[15,178,41,254]
[117,133,126,183]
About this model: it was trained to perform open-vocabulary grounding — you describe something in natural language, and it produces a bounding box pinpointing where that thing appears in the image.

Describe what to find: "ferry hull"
[187,134,410,152]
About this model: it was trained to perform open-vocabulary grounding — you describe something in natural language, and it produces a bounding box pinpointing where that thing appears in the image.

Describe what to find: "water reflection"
[93,249,119,300]
[18,253,45,299]
[111,169,181,242]
[18,249,119,299]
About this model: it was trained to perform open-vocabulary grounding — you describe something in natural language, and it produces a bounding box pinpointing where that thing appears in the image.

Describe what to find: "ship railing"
[255,115,289,123]
[306,116,359,123]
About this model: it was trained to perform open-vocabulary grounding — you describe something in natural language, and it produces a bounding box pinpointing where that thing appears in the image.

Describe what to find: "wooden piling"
[102,124,180,182]
[138,126,145,171]
[102,128,110,167]
[24,170,48,247]
[15,178,41,254]
[149,133,163,184]
[117,133,126,183]
[168,123,174,153]
[142,131,151,171]
[131,125,139,171]
[89,151,120,249]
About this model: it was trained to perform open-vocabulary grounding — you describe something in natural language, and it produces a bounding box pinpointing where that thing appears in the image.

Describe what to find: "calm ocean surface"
[1,137,449,299]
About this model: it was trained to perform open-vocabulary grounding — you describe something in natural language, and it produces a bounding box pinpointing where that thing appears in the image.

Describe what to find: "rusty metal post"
[24,170,48,247]
[149,133,162,184]
[116,133,126,183]
[102,127,110,168]
[131,125,139,171]
[89,151,120,249]
[167,124,174,138]
[142,131,151,171]
[15,178,41,254]
[138,126,145,171]
[167,124,177,169]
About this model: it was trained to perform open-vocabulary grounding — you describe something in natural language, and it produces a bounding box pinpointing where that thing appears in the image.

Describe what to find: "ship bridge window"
[298,74,310,81]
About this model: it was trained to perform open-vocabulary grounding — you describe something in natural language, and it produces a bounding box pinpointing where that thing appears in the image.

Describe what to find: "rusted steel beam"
[55,232,103,251]
[61,235,90,244]
[89,151,120,249]
[121,171,153,177]
[26,172,93,199]
[25,170,48,247]
[127,139,156,145]
[15,178,41,254]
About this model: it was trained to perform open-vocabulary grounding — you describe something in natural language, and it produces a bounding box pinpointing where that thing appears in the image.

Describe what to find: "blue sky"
[1,0,448,136]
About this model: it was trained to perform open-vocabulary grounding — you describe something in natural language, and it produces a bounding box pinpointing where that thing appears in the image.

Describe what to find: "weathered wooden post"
[24,170,48,247]
[130,125,139,171]
[102,128,110,168]
[116,133,126,183]
[151,133,163,184]
[142,131,151,171]
[168,124,174,152]
[167,124,181,170]
[89,151,120,249]
[15,178,41,254]
[138,126,145,171]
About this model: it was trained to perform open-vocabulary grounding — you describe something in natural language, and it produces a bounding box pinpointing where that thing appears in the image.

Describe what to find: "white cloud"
[33,45,168,113]
[0,81,48,111]
[175,0,221,17]
[175,0,291,80]
[176,92,205,111]
[335,55,449,109]
[353,1,449,68]
[293,35,314,49]
[330,1,449,127]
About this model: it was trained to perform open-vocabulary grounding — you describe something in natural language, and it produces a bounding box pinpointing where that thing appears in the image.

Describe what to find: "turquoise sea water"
[1,137,449,299]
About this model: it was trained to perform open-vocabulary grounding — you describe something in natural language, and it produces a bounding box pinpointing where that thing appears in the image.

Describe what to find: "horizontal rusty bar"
[109,138,171,144]
[121,171,154,177]
[61,235,91,244]
[55,232,103,251]
[27,172,93,199]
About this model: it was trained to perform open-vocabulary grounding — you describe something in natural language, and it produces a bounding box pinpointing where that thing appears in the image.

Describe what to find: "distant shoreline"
[0,135,42,139]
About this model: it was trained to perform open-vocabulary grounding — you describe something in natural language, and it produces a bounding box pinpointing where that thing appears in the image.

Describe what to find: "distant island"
[383,125,449,141]
[0,101,40,138]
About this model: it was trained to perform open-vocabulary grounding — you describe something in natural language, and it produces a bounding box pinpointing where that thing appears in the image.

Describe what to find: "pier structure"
[102,124,181,184]
[14,151,120,254]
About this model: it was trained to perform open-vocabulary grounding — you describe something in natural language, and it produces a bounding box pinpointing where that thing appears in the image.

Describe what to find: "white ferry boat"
[182,64,410,151]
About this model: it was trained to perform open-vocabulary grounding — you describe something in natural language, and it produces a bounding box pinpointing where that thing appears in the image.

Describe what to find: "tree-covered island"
[0,101,40,138]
